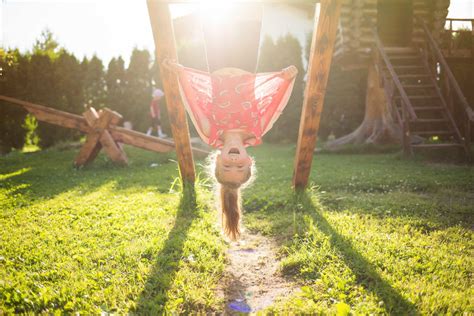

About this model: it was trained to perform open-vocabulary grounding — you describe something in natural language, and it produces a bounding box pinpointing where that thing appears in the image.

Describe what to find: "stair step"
[393,65,424,69]
[409,95,439,99]
[396,95,439,99]
[402,84,435,89]
[412,143,463,148]
[389,55,420,60]
[384,47,417,54]
[413,118,448,123]
[413,130,454,135]
[384,65,425,70]
[398,74,430,78]
[412,106,445,111]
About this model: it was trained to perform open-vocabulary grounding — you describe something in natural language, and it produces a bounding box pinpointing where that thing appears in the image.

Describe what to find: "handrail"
[415,16,474,121]
[445,18,474,22]
[372,29,417,120]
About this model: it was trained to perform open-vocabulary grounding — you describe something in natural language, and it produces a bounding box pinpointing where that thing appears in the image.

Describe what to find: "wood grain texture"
[0,95,90,133]
[75,108,128,167]
[109,126,210,157]
[147,0,196,185]
[293,0,342,189]
[74,108,104,167]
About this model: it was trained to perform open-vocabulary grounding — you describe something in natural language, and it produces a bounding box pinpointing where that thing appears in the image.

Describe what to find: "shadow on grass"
[0,148,179,205]
[318,190,474,231]
[292,191,417,314]
[133,184,198,314]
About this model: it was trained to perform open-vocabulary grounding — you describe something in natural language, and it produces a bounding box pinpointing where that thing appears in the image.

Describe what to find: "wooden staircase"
[373,24,473,160]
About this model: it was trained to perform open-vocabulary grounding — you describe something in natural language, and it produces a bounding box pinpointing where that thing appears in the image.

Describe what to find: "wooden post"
[74,108,128,167]
[293,0,342,189]
[147,0,196,186]
[471,20,474,58]
[448,19,453,57]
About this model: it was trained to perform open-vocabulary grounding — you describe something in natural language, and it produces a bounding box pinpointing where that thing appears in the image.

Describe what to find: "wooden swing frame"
[147,0,342,189]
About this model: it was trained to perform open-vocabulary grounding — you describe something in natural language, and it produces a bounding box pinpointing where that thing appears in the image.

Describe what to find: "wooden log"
[75,108,128,167]
[147,0,196,185]
[293,0,342,189]
[109,126,210,157]
[74,109,103,167]
[74,141,102,167]
[94,109,128,165]
[0,95,90,133]
[110,126,174,152]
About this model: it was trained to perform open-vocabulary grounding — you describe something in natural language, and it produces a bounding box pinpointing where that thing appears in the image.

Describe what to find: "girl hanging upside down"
[164,59,298,240]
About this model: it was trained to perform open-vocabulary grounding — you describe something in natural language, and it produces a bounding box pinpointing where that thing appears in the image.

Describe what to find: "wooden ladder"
[374,31,472,160]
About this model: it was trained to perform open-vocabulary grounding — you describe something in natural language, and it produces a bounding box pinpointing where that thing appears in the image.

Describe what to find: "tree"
[0,49,28,154]
[325,63,400,148]
[33,29,60,58]
[82,56,107,109]
[257,34,305,142]
[27,51,66,148]
[53,50,85,141]
[106,57,127,116]
[123,48,153,131]
[55,49,85,114]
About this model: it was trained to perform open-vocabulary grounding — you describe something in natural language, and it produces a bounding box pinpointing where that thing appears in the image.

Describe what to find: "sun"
[199,0,233,22]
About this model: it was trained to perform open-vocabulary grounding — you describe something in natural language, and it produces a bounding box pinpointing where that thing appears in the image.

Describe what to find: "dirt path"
[217,227,299,314]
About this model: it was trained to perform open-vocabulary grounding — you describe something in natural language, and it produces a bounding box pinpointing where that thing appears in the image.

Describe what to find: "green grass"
[244,145,473,314]
[0,147,226,314]
[1,144,473,314]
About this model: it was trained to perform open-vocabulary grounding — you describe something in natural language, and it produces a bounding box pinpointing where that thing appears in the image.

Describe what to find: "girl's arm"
[280,65,298,80]
[162,59,184,73]
[162,59,211,77]
[256,66,298,79]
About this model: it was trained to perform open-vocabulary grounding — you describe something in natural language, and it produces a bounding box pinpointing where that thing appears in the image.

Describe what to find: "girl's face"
[216,141,252,185]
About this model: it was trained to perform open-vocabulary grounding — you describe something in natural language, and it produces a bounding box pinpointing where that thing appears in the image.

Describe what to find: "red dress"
[177,66,296,148]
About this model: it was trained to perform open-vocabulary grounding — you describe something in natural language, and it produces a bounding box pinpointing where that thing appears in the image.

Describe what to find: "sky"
[1,0,473,66]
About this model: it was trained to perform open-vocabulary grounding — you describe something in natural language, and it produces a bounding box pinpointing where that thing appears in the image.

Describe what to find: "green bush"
[0,50,28,154]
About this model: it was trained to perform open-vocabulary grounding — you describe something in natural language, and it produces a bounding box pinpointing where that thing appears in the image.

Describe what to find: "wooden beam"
[147,0,196,185]
[293,0,342,189]
[90,108,128,165]
[75,108,128,167]
[0,95,90,133]
[74,112,103,167]
[109,126,210,157]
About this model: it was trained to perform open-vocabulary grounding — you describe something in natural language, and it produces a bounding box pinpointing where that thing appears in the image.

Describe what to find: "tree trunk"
[325,62,401,148]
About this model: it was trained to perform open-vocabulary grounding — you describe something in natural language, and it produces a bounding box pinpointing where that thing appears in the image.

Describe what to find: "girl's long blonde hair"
[208,152,255,240]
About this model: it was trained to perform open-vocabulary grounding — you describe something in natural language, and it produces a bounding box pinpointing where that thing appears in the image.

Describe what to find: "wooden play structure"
[0,95,209,167]
[147,0,342,189]
[326,0,473,160]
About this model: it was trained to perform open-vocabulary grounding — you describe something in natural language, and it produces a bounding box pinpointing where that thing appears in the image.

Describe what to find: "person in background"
[147,88,166,138]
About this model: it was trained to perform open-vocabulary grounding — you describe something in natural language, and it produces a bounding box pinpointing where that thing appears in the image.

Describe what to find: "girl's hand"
[281,65,298,80]
[162,59,183,73]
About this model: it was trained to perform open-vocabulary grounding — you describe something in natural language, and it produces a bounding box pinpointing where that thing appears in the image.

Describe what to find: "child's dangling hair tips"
[208,152,255,240]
